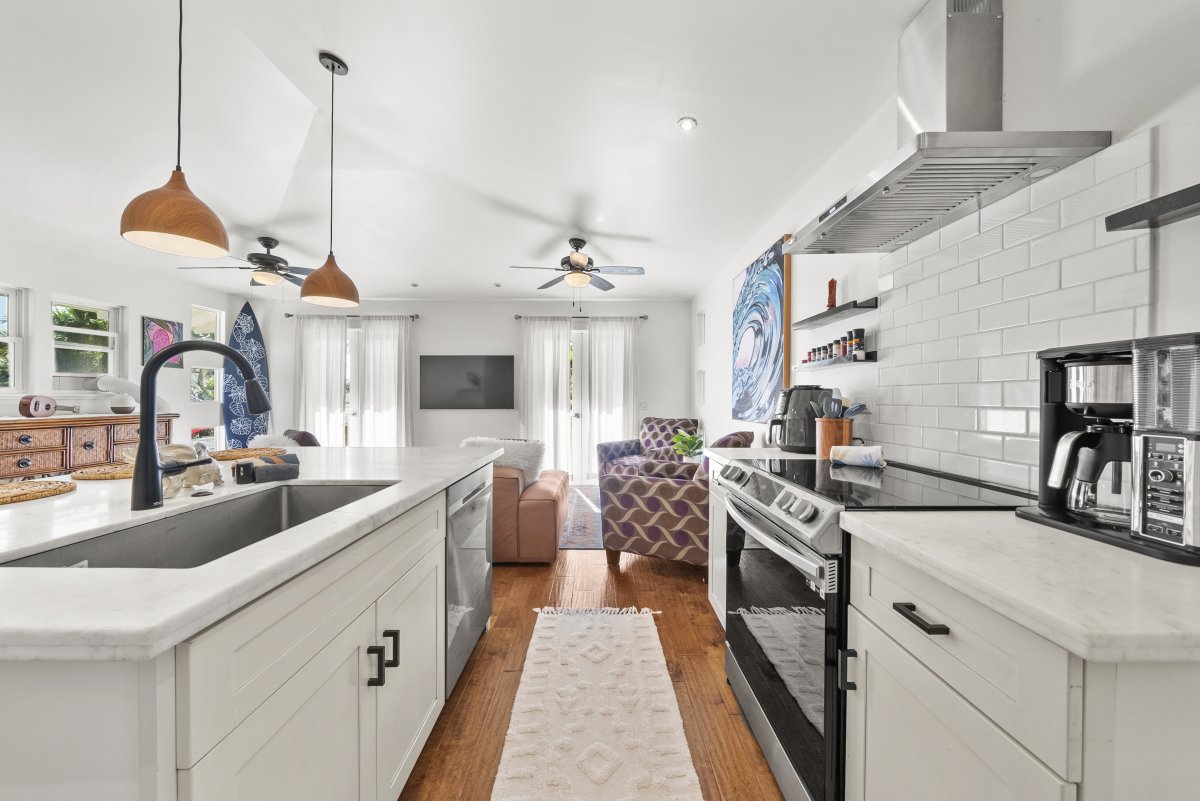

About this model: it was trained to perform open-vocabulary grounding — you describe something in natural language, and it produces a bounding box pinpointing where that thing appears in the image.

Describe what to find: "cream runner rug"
[491,607,704,801]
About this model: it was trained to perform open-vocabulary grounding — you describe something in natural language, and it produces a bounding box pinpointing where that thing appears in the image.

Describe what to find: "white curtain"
[357,315,413,447]
[518,316,571,471]
[586,317,640,476]
[294,315,348,447]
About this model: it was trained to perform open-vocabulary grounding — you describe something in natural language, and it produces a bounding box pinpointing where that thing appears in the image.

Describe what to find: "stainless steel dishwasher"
[445,465,493,694]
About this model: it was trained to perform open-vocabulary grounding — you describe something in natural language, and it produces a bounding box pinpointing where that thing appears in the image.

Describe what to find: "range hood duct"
[785,0,1111,255]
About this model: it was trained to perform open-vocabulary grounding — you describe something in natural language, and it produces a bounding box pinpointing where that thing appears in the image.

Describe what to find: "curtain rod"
[283,313,419,320]
[514,314,648,320]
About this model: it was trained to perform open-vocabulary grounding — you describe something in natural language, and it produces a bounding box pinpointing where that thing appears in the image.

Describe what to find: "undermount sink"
[2,484,389,569]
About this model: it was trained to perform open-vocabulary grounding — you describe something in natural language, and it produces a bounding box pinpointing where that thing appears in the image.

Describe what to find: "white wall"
[256,298,692,447]
[692,0,1200,483]
[0,216,246,444]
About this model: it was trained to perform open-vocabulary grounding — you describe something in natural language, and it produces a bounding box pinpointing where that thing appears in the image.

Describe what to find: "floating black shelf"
[792,297,878,330]
[795,351,878,370]
[1106,182,1200,231]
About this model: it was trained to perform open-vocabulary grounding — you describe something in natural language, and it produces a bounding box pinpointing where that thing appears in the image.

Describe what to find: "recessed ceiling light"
[677,116,698,132]
[494,282,502,288]
[1029,166,1060,179]
[410,282,419,288]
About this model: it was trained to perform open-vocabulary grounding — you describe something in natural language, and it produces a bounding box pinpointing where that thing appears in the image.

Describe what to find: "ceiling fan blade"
[509,265,559,271]
[589,275,616,291]
[287,267,314,276]
[594,265,645,275]
[538,274,567,290]
[283,274,305,287]
[176,265,246,270]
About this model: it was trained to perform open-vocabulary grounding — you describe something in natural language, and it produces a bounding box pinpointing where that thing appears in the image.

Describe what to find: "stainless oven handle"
[727,498,824,586]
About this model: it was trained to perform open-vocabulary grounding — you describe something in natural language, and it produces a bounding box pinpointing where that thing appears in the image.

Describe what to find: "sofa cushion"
[523,469,568,502]
[461,436,545,486]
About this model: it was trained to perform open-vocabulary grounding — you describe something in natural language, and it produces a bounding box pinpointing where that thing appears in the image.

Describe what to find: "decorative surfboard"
[222,302,272,448]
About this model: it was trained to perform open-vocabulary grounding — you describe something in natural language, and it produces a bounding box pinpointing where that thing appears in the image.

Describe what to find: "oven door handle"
[727,497,825,586]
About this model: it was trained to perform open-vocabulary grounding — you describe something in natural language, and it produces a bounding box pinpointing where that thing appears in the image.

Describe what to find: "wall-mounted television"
[419,355,515,410]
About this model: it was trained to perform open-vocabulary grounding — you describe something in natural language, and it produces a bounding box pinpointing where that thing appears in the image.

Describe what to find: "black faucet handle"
[161,457,215,476]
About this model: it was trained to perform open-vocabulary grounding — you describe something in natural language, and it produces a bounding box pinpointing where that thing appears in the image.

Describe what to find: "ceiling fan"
[176,237,314,287]
[509,238,646,291]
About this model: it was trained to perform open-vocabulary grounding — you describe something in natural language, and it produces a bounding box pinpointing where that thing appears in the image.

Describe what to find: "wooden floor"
[398,549,787,801]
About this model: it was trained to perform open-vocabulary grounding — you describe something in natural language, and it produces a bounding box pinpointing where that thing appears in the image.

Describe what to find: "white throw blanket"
[732,606,826,733]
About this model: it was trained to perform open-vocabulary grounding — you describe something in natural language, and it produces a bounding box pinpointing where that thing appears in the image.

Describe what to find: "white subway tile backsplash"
[923,246,961,276]
[959,382,1003,406]
[1003,380,1040,408]
[894,386,922,405]
[1061,240,1136,286]
[890,343,924,366]
[959,226,1004,263]
[906,447,941,470]
[894,301,924,328]
[879,247,909,274]
[922,292,958,321]
[1004,437,1040,466]
[940,359,979,383]
[893,261,924,287]
[940,262,979,293]
[878,405,907,425]
[940,309,980,338]
[1030,158,1095,209]
[959,432,1005,459]
[1003,261,1060,300]
[980,354,1029,382]
[1061,308,1136,346]
[907,275,940,303]
[1003,321,1060,354]
[1004,205,1060,248]
[1136,234,1151,270]
[906,319,940,344]
[1094,271,1151,312]
[1029,284,1093,322]
[1135,306,1151,338]
[981,186,1031,231]
[878,273,895,292]
[923,427,959,453]
[958,278,1003,311]
[939,452,980,478]
[893,425,923,447]
[981,409,1027,434]
[1030,221,1095,266]
[980,244,1031,280]
[878,327,907,348]
[922,339,957,363]
[979,298,1029,330]
[923,384,957,405]
[940,212,980,247]
[938,406,978,430]
[979,459,1030,490]
[880,288,907,310]
[907,231,941,261]
[908,405,938,428]
[1060,170,1138,227]
[957,330,1003,358]
[1094,129,1152,183]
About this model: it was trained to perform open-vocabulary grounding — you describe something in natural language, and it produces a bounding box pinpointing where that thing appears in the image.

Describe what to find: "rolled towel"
[828,445,886,468]
[253,462,300,483]
[252,453,300,466]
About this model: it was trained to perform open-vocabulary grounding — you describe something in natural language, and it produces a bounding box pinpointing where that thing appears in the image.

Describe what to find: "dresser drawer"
[0,449,67,476]
[68,426,111,467]
[113,421,170,443]
[0,428,66,452]
[850,539,1081,780]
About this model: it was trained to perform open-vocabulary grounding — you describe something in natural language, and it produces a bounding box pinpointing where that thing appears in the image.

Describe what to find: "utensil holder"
[816,418,853,460]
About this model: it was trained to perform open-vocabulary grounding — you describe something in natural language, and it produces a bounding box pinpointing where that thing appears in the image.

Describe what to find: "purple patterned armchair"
[601,431,754,568]
[596,417,699,477]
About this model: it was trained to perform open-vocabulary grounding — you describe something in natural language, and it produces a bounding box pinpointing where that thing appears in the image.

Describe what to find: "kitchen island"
[0,446,499,801]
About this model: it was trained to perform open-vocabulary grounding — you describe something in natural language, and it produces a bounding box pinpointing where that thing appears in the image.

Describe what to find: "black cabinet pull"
[383,629,400,668]
[838,649,858,691]
[893,602,951,636]
[367,645,386,686]
[17,434,32,445]
[83,441,96,451]
[17,458,31,469]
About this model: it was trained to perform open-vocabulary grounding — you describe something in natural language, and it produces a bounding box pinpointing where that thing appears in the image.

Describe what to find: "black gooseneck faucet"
[131,340,272,511]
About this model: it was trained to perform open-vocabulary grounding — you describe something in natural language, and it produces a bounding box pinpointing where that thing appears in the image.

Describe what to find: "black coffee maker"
[766,385,825,453]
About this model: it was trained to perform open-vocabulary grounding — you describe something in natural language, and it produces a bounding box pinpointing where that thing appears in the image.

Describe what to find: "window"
[191,305,223,342]
[190,367,220,402]
[0,288,25,391]
[52,300,119,376]
[191,426,219,451]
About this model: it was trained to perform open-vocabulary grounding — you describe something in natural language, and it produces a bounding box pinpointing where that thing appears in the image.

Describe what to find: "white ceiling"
[3,0,925,301]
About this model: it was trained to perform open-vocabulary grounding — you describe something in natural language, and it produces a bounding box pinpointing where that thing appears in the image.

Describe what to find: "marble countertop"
[842,510,1200,662]
[0,446,499,661]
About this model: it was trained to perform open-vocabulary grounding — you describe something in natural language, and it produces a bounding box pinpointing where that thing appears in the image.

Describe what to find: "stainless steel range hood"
[784,0,1111,255]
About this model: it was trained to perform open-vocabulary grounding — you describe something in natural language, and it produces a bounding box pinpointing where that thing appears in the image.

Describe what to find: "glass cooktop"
[740,459,1034,511]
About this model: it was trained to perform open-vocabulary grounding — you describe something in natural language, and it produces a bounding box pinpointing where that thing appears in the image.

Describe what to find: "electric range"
[713,459,1032,801]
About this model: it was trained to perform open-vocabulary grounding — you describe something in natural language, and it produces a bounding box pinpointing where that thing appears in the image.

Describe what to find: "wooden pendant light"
[302,51,360,307]
[121,170,228,258]
[121,0,228,258]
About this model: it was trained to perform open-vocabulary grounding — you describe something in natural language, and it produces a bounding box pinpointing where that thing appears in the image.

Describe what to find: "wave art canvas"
[732,240,787,422]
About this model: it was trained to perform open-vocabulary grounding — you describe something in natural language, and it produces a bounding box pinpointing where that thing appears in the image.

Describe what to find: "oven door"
[725,494,843,801]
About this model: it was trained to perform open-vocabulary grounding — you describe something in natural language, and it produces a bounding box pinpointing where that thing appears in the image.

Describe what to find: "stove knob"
[1149,468,1169,483]
[791,500,819,523]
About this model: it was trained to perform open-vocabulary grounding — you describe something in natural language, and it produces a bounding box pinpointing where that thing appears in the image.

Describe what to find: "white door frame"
[569,329,590,483]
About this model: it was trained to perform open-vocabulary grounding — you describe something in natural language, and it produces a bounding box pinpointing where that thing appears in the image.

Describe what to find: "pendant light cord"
[328,64,335,256]
[175,0,183,171]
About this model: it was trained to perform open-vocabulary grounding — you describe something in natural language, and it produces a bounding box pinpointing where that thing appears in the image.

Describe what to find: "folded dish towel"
[828,445,887,468]
[253,462,301,483]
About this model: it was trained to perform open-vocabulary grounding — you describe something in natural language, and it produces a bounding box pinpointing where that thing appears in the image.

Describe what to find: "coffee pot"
[766,385,825,454]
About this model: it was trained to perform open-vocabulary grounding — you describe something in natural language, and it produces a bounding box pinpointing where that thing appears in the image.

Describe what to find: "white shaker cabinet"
[844,607,1076,801]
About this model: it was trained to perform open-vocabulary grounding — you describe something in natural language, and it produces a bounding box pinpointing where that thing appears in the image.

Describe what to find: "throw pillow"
[461,436,545,486]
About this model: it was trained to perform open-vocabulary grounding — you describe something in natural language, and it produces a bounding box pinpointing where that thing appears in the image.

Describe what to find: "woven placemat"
[0,480,76,505]
[71,464,135,481]
[209,447,287,461]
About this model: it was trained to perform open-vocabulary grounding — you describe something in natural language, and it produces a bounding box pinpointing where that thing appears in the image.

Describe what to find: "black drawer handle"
[893,602,950,636]
[367,645,387,686]
[18,434,32,445]
[82,441,96,451]
[17,458,32,469]
[838,648,858,691]
[383,629,400,668]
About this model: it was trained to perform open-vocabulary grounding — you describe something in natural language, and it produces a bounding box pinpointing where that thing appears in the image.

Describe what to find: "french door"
[569,330,590,483]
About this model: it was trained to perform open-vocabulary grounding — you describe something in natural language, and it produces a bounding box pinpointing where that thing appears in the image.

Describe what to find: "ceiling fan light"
[564,271,592,288]
[121,170,229,258]
[301,253,360,307]
[568,251,589,269]
[251,270,283,286]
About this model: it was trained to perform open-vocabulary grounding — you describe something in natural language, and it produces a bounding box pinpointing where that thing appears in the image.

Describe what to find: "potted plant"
[671,431,705,463]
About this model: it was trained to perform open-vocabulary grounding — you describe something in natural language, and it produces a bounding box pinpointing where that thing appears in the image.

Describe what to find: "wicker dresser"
[0,414,175,480]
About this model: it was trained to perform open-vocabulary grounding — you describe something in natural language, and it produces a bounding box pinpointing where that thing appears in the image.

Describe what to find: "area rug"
[732,606,826,732]
[560,484,603,550]
[491,607,703,801]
